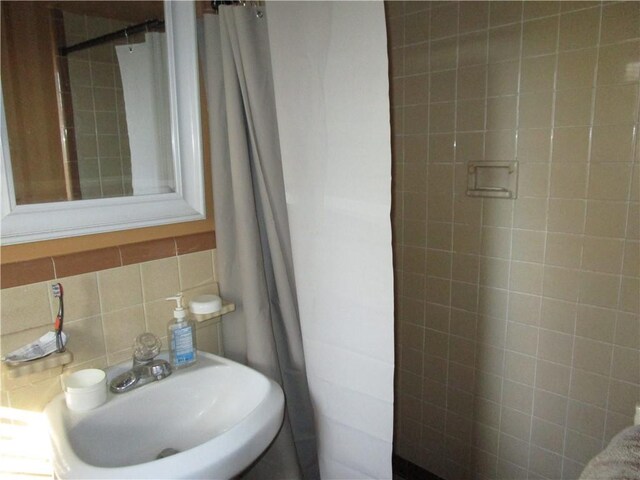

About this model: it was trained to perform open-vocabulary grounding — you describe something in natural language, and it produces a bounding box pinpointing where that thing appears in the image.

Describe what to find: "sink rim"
[45,351,285,479]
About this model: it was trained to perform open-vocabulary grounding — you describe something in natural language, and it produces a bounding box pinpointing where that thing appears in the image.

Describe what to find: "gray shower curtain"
[199,7,320,480]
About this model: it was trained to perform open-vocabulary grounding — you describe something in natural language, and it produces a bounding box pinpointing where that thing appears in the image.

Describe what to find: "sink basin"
[45,351,284,479]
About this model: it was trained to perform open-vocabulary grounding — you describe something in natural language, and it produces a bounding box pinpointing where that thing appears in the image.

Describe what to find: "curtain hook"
[125,29,133,53]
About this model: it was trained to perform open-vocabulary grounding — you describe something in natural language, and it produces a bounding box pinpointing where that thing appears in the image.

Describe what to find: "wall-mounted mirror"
[1,0,204,244]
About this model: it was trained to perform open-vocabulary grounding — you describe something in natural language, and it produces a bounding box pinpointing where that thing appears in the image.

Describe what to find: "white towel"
[580,425,640,480]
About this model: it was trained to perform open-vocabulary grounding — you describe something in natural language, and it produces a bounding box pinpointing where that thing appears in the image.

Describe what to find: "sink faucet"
[110,333,172,394]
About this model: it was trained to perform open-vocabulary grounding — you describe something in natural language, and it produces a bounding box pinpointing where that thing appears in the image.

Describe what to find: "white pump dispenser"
[166,293,197,368]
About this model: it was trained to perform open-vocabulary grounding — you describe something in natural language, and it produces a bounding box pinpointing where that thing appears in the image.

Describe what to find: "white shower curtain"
[267,3,395,479]
[116,32,173,195]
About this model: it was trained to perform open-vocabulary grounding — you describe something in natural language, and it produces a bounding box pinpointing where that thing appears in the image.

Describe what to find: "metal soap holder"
[466,161,518,199]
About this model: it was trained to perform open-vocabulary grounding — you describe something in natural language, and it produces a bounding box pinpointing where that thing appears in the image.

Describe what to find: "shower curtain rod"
[58,19,165,56]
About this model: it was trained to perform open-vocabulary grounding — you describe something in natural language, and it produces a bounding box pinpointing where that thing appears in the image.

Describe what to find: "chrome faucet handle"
[132,332,161,366]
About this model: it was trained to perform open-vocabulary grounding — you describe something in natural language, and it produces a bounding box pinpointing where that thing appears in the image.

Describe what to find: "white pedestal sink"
[45,351,284,479]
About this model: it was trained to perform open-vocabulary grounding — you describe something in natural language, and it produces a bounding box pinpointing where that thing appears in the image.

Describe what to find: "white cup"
[63,369,107,412]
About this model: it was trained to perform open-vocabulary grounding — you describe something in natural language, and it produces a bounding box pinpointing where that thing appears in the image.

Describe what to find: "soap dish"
[4,350,74,378]
[189,294,236,323]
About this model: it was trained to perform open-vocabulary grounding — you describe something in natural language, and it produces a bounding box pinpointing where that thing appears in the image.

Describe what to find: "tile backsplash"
[1,248,221,411]
[388,1,639,479]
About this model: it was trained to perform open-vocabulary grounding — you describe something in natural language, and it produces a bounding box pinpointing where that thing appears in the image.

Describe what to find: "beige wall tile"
[458,30,488,68]
[97,265,142,313]
[521,55,556,93]
[518,128,552,163]
[429,103,455,133]
[490,2,523,27]
[545,232,583,268]
[488,61,519,97]
[597,40,640,86]
[594,84,639,126]
[488,24,522,64]
[518,163,550,197]
[509,262,543,295]
[548,198,586,233]
[404,74,429,105]
[578,271,621,308]
[482,198,513,228]
[1,282,52,335]
[600,1,640,45]
[523,17,559,57]
[535,359,571,396]
[479,287,508,320]
[506,321,539,356]
[53,273,102,322]
[430,37,457,72]
[584,200,627,238]
[608,379,640,415]
[531,420,564,458]
[60,313,105,364]
[514,197,548,230]
[508,292,541,326]
[456,99,486,132]
[540,298,576,334]
[619,277,640,314]
[452,223,479,254]
[430,70,455,103]
[524,1,560,19]
[458,65,488,100]
[611,346,640,384]
[557,48,597,90]
[552,127,590,163]
[481,227,512,259]
[543,266,581,302]
[538,329,573,366]
[405,10,429,45]
[404,43,428,75]
[573,336,613,376]
[511,229,545,263]
[576,304,616,343]
[486,96,517,131]
[451,253,480,283]
[500,406,532,441]
[178,251,215,290]
[614,312,640,349]
[485,130,516,161]
[404,105,429,134]
[504,351,536,385]
[459,1,489,33]
[550,163,588,199]
[140,257,180,302]
[591,125,635,163]
[451,281,478,312]
[102,305,145,354]
[558,7,600,50]
[430,3,458,40]
[567,400,606,439]
[582,236,624,274]
[555,88,594,126]
[570,369,609,408]
[534,388,568,426]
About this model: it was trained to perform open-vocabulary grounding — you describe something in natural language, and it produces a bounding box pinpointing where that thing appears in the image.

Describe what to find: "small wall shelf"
[466,161,518,199]
[192,301,236,323]
[4,350,73,378]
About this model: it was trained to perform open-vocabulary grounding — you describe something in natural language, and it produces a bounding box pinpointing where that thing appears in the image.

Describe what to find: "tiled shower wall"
[0,248,221,411]
[63,12,133,199]
[388,2,639,479]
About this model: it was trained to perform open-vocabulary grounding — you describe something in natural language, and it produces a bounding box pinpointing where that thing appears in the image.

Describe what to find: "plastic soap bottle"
[166,293,197,369]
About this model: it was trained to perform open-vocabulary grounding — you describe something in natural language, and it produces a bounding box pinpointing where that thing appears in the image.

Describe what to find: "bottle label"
[172,326,195,364]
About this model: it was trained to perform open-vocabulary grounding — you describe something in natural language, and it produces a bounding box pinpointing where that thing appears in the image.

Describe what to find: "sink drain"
[157,448,180,459]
